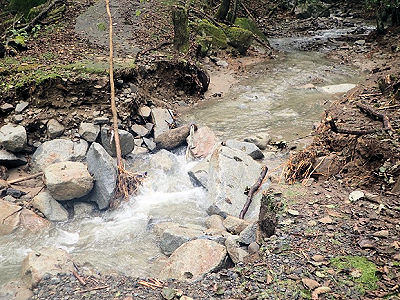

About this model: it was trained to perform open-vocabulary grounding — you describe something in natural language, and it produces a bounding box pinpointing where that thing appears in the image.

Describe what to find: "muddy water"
[182,51,361,142]
[0,27,369,287]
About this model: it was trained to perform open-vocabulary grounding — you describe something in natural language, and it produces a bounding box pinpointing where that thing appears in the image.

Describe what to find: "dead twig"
[134,41,173,61]
[72,271,87,286]
[327,116,376,136]
[78,285,108,293]
[7,172,43,185]
[239,166,268,219]
[356,102,393,131]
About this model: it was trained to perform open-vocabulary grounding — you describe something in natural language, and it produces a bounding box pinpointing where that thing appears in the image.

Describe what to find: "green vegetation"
[331,256,378,294]
[193,19,228,49]
[235,17,267,41]
[9,0,47,14]
[223,26,253,54]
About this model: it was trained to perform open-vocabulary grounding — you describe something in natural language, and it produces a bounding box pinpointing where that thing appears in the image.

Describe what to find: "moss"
[196,36,212,57]
[193,19,228,49]
[97,23,106,31]
[27,3,46,20]
[223,26,253,55]
[235,17,268,41]
[331,256,378,294]
[63,60,109,75]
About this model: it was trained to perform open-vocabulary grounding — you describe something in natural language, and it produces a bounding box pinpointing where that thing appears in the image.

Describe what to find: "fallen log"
[239,166,268,219]
[327,116,376,136]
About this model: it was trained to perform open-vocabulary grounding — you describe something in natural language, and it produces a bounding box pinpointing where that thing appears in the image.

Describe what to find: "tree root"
[356,102,393,131]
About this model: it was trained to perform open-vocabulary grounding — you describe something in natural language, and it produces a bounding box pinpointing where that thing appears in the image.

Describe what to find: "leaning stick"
[7,172,43,185]
[239,166,268,219]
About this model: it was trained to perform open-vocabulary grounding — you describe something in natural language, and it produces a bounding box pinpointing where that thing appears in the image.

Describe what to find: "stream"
[0,23,372,287]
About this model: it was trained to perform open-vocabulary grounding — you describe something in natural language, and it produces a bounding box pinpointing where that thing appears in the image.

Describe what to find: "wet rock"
[78,123,100,142]
[223,216,249,234]
[32,139,88,171]
[188,157,210,188]
[160,239,227,280]
[73,201,95,218]
[160,226,205,256]
[143,137,156,151]
[32,191,69,222]
[318,83,356,94]
[239,222,257,245]
[15,101,29,113]
[86,143,117,210]
[155,124,191,150]
[0,124,27,153]
[21,247,74,289]
[151,108,174,139]
[205,215,225,231]
[131,124,149,137]
[225,139,264,160]
[44,161,94,201]
[0,199,22,235]
[0,150,27,168]
[153,222,180,237]
[19,208,49,232]
[150,149,178,174]
[101,127,134,157]
[225,235,249,264]
[139,106,151,118]
[244,133,271,150]
[47,119,65,139]
[186,126,219,159]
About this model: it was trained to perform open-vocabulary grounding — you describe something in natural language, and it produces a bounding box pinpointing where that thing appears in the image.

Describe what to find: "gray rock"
[0,149,27,168]
[216,59,228,67]
[225,139,264,160]
[132,146,148,155]
[208,146,266,219]
[248,242,260,254]
[73,202,95,218]
[186,126,219,159]
[0,103,13,111]
[151,108,173,139]
[13,114,23,123]
[244,133,271,150]
[143,137,156,151]
[86,143,117,210]
[145,123,154,131]
[150,149,178,174]
[223,216,249,234]
[153,222,180,237]
[205,215,225,231]
[206,205,228,219]
[239,222,257,245]
[139,106,151,118]
[134,138,143,147]
[160,239,227,280]
[93,116,109,125]
[15,101,29,113]
[155,125,191,150]
[44,161,94,201]
[160,226,205,256]
[0,124,27,152]
[31,191,69,222]
[188,158,210,188]
[318,83,356,94]
[131,124,149,137]
[101,127,134,157]
[20,247,74,289]
[225,235,249,264]
[0,280,33,300]
[47,119,65,139]
[32,139,88,171]
[78,123,100,142]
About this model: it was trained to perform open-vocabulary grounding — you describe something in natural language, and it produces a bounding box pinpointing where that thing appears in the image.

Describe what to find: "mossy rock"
[193,19,228,49]
[223,26,253,55]
[196,36,213,57]
[27,3,46,20]
[235,17,268,41]
[330,256,378,294]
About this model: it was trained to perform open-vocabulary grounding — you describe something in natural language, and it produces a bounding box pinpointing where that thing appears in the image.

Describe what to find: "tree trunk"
[376,0,385,34]
[216,0,230,21]
[172,6,189,53]
[392,7,400,26]
[229,0,239,23]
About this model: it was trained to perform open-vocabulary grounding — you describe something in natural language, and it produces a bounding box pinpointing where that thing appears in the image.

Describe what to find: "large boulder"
[100,127,134,157]
[186,126,219,159]
[190,145,266,219]
[155,124,191,150]
[160,239,227,280]
[0,124,27,152]
[20,247,74,289]
[31,191,69,222]
[225,139,264,160]
[151,108,174,139]
[86,143,117,210]
[0,150,27,168]
[32,139,88,171]
[160,225,205,256]
[44,162,94,201]
[149,149,179,174]
[78,122,100,142]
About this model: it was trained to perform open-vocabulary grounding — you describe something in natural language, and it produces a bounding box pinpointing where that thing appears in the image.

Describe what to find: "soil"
[1,0,400,299]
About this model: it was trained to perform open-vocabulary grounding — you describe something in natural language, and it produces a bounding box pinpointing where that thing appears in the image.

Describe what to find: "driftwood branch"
[73,271,87,286]
[7,172,43,185]
[356,102,392,131]
[239,166,268,219]
[135,41,173,61]
[327,117,376,136]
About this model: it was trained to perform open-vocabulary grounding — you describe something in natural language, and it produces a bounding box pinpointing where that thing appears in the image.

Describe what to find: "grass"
[330,256,378,294]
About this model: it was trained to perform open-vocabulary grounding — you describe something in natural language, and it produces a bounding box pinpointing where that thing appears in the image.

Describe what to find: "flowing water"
[0,24,372,287]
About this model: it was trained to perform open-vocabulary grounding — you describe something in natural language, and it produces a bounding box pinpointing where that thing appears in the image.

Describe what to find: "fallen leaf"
[266,274,273,285]
[302,278,320,290]
[312,286,331,300]
[318,216,333,224]
[312,255,325,262]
